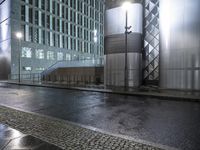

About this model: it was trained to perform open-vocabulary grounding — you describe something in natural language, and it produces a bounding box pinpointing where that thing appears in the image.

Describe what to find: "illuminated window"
[57,52,64,61]
[36,67,45,71]
[23,67,32,71]
[21,47,32,58]
[47,51,54,60]
[66,53,71,60]
[35,49,44,59]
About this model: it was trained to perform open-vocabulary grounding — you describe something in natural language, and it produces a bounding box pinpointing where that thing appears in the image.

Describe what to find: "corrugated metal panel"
[160,0,200,90]
[105,33,142,54]
[105,53,142,87]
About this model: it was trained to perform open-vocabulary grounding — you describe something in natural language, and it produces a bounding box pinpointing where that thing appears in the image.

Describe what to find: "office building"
[0,0,104,78]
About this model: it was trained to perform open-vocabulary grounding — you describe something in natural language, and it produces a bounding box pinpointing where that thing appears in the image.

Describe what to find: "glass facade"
[143,0,160,83]
[20,0,104,61]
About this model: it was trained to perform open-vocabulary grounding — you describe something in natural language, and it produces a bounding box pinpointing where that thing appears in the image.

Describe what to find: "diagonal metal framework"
[143,0,159,83]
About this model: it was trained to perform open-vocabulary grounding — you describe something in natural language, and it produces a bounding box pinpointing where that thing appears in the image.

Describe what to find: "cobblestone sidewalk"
[0,105,166,150]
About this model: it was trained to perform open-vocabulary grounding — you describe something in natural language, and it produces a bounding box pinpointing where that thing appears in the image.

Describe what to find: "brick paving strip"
[0,105,176,150]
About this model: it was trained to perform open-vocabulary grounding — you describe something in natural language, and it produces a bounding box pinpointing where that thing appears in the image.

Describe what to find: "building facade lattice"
[143,0,160,84]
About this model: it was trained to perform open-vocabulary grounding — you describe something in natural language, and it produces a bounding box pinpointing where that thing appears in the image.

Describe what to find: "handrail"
[41,58,104,76]
[41,60,63,75]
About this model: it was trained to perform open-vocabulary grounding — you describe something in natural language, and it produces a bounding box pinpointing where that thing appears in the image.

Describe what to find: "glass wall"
[20,0,104,60]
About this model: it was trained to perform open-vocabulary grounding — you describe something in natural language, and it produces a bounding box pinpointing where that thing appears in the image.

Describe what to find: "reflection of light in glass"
[161,0,170,48]
[94,37,97,43]
[94,29,97,36]
[94,29,97,43]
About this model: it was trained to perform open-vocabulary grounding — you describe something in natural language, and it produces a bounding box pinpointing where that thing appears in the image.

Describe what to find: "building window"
[47,32,50,46]
[21,5,25,21]
[42,13,45,27]
[29,8,33,23]
[34,28,39,43]
[47,51,54,60]
[23,66,32,71]
[47,15,50,28]
[35,11,39,25]
[66,53,71,60]
[41,0,45,10]
[21,47,32,58]
[47,1,50,11]
[41,30,45,45]
[52,1,56,14]
[35,49,44,59]
[52,17,56,30]
[28,26,33,42]
[57,52,64,61]
[36,67,45,71]
[35,0,39,7]
[29,0,33,5]
[21,25,25,41]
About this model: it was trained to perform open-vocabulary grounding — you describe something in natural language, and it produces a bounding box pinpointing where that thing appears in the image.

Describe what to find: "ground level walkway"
[0,105,168,150]
[0,123,61,150]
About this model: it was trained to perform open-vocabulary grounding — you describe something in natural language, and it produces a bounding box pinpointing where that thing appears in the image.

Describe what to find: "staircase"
[41,58,104,76]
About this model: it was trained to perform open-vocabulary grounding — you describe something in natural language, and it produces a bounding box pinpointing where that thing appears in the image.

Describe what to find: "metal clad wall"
[160,0,200,90]
[105,3,143,35]
[105,33,142,54]
[105,3,143,87]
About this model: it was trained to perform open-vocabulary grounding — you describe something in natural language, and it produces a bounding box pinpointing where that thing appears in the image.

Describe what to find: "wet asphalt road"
[0,83,200,150]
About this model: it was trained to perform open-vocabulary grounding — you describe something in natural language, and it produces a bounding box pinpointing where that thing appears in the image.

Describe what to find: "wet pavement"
[0,83,200,150]
[0,106,164,150]
[0,124,62,150]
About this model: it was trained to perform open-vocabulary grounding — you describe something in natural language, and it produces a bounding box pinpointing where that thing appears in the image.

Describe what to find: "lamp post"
[16,32,23,83]
[122,2,132,90]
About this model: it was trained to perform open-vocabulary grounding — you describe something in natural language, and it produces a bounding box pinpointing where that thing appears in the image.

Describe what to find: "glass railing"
[42,58,104,75]
[8,73,42,83]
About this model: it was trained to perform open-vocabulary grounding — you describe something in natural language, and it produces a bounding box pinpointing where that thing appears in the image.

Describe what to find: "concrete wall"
[104,3,143,87]
[0,0,11,80]
[160,0,200,90]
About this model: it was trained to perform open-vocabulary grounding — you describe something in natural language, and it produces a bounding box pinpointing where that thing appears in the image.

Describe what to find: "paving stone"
[0,105,163,150]
[4,135,44,150]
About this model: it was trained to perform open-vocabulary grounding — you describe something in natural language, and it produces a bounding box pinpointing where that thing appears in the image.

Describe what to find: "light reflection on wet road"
[0,83,200,150]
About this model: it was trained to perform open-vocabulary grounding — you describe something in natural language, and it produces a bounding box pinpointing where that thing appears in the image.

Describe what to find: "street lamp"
[122,2,132,90]
[16,32,23,83]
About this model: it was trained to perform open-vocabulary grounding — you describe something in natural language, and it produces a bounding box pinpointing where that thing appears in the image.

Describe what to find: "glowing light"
[122,2,131,11]
[94,29,97,43]
[94,37,97,43]
[94,29,97,36]
[161,1,170,47]
[16,32,23,39]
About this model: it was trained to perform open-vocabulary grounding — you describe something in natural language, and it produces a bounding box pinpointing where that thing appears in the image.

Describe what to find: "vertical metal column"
[18,39,21,83]
[124,10,128,90]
